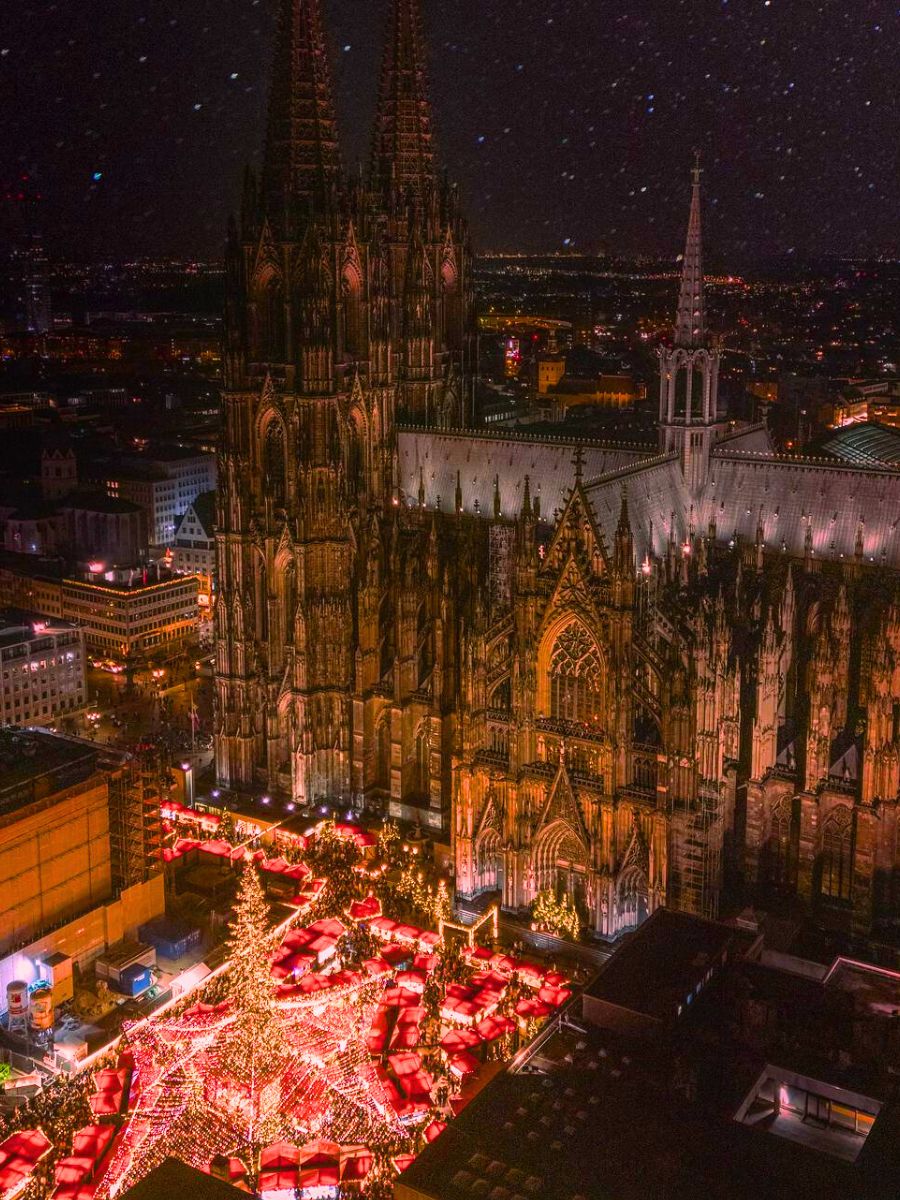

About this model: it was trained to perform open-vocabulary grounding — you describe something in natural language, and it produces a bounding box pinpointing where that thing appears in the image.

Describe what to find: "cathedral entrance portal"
[617,867,650,931]
[533,820,589,917]
[476,828,503,896]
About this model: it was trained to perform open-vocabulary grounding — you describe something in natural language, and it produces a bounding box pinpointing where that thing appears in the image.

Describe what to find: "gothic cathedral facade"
[218,0,900,947]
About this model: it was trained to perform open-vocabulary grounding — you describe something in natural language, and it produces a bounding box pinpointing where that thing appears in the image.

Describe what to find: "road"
[82,665,214,756]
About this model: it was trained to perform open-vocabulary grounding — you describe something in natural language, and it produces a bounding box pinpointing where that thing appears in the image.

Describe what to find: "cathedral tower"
[658,154,722,497]
[215,0,475,806]
[371,0,435,200]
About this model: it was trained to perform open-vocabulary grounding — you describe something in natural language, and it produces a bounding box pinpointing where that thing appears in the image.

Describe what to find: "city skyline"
[0,3,900,1199]
[3,0,898,261]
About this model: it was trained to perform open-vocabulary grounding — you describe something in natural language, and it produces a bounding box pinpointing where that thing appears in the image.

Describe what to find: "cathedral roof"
[700,451,900,565]
[399,425,900,571]
[585,456,692,563]
[712,423,774,455]
[397,429,651,519]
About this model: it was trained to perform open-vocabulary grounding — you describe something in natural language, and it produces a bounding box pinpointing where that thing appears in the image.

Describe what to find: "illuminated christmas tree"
[217,861,287,1142]
[531,888,580,940]
[430,879,451,925]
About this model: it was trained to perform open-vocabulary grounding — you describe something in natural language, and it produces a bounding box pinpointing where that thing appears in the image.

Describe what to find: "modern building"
[141,449,217,518]
[0,563,66,621]
[546,371,644,415]
[215,0,900,951]
[105,450,216,547]
[106,467,180,547]
[0,560,200,661]
[0,611,86,726]
[171,490,215,605]
[0,730,164,1011]
[61,573,200,660]
[398,910,900,1200]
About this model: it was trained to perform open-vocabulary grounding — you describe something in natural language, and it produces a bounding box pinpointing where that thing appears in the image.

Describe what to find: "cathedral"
[216,0,900,946]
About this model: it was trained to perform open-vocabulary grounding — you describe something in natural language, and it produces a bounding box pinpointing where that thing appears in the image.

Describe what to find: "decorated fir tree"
[429,878,452,926]
[531,888,581,940]
[219,861,287,1140]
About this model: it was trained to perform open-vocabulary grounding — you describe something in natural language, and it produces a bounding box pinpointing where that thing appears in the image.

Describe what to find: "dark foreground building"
[215,0,900,948]
[397,909,900,1200]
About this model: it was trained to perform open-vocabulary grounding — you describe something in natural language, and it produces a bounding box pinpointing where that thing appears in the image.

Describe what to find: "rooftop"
[183,489,216,535]
[61,489,145,515]
[399,912,900,1200]
[822,422,900,468]
[0,609,78,647]
[120,1158,247,1200]
[0,729,98,818]
[583,908,742,1026]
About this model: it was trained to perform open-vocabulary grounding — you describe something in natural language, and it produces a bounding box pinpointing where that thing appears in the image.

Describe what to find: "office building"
[0,611,86,726]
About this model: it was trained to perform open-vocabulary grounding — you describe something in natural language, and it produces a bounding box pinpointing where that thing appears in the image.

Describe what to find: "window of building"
[549,623,603,725]
[820,806,853,903]
[766,797,798,891]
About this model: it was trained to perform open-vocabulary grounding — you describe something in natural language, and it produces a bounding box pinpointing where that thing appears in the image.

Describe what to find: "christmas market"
[0,819,573,1200]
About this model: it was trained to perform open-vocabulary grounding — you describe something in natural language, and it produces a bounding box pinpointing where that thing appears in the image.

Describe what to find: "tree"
[429,878,452,925]
[376,819,401,866]
[217,809,236,843]
[221,862,283,1092]
[531,889,580,940]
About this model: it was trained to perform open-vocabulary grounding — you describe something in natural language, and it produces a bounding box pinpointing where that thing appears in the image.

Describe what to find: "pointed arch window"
[820,806,853,903]
[262,421,287,507]
[618,867,649,930]
[341,265,362,361]
[489,677,511,715]
[253,274,285,362]
[414,725,430,797]
[416,601,433,688]
[441,258,460,352]
[379,592,394,683]
[549,623,603,725]
[374,713,391,792]
[765,797,798,891]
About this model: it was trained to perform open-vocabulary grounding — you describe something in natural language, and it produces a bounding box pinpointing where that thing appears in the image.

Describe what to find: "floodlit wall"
[0,775,112,955]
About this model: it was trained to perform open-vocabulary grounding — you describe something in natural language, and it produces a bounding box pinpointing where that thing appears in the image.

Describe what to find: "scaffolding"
[107,750,165,894]
[674,788,724,922]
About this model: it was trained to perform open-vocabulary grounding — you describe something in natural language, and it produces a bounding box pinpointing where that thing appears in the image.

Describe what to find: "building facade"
[216,1,900,947]
[171,490,215,606]
[104,452,215,548]
[106,469,179,547]
[0,565,199,661]
[0,612,86,726]
[62,574,199,660]
[0,731,164,1014]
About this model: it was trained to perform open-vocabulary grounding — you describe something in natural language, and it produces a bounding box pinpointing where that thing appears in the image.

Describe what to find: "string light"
[1,837,570,1199]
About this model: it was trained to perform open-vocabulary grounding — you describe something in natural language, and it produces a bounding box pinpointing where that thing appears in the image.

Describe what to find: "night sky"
[3,0,898,262]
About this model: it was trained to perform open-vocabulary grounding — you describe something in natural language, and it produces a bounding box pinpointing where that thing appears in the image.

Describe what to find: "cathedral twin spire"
[371,0,436,199]
[262,0,341,213]
[262,0,436,215]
